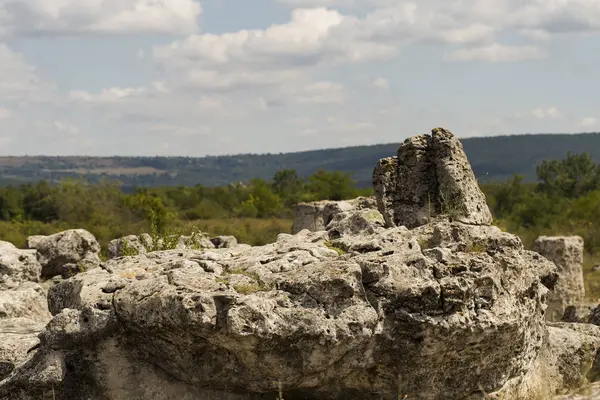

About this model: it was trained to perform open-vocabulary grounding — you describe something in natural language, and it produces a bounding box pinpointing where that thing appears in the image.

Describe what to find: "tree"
[22,181,60,222]
[536,152,600,198]
[272,169,303,207]
[304,170,358,201]
[247,178,282,217]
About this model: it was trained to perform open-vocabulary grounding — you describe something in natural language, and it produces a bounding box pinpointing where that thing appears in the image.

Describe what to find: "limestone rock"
[0,318,46,381]
[292,196,377,234]
[0,241,42,290]
[373,127,493,229]
[0,282,52,322]
[1,129,597,400]
[109,232,218,259]
[533,236,585,321]
[0,217,565,400]
[108,233,154,258]
[0,283,52,383]
[176,232,215,250]
[211,235,239,249]
[27,229,101,278]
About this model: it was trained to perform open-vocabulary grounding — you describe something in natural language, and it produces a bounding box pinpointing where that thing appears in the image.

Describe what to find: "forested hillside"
[1,132,600,188]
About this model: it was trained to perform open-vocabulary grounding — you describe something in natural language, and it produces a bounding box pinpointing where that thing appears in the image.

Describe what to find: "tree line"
[0,169,372,249]
[1,153,600,261]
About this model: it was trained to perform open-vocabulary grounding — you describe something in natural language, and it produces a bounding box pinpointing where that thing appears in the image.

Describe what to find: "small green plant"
[233,282,268,294]
[147,209,181,251]
[324,240,346,255]
[439,189,467,220]
[120,239,140,257]
[215,276,229,285]
[465,240,487,253]
[277,381,284,400]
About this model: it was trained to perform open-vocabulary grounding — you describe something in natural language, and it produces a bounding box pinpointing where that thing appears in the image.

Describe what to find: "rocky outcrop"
[533,236,585,321]
[2,127,600,399]
[27,229,101,278]
[108,232,222,259]
[211,235,239,249]
[0,220,563,400]
[291,196,377,234]
[0,241,42,290]
[0,283,52,382]
[108,233,154,258]
[373,127,493,229]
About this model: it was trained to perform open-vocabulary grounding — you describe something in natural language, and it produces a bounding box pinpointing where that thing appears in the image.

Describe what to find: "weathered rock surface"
[211,235,239,249]
[27,229,101,278]
[373,127,493,229]
[0,283,52,382]
[0,282,52,321]
[292,196,377,234]
[0,241,42,290]
[108,233,154,258]
[0,318,47,381]
[0,215,568,400]
[108,232,222,259]
[2,127,599,400]
[533,236,585,321]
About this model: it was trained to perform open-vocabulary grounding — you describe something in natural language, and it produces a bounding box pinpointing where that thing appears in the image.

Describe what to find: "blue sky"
[1,0,599,156]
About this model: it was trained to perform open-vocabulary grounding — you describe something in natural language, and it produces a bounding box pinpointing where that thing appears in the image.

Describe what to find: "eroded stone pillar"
[533,235,585,321]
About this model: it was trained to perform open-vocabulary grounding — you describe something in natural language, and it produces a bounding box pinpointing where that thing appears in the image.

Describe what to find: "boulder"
[291,196,377,234]
[0,282,52,322]
[373,127,493,229]
[176,232,215,250]
[109,232,218,259]
[533,236,585,321]
[0,318,46,381]
[108,233,154,258]
[0,241,42,290]
[0,283,53,382]
[211,235,239,249]
[27,229,101,278]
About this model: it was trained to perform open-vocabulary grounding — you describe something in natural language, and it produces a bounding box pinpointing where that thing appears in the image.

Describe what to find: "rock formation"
[533,236,586,321]
[2,127,600,399]
[292,196,377,234]
[27,229,101,278]
[373,127,493,229]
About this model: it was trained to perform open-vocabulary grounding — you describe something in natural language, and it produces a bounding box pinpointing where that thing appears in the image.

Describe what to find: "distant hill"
[1,132,600,188]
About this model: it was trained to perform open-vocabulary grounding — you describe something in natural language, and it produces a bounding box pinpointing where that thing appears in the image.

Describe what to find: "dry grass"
[177,218,293,246]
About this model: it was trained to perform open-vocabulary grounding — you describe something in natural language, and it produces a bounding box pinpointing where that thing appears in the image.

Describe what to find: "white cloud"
[152,8,397,91]
[0,44,54,102]
[53,120,79,136]
[445,43,547,62]
[372,77,389,91]
[531,106,563,120]
[69,81,169,103]
[0,0,201,36]
[579,116,598,127]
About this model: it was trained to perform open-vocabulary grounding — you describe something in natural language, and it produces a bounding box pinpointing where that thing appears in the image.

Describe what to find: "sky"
[0,0,600,156]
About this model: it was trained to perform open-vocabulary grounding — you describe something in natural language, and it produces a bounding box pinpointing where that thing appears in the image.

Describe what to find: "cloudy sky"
[0,0,599,156]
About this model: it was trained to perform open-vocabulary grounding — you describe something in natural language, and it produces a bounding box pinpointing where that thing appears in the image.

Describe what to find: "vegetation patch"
[324,240,346,255]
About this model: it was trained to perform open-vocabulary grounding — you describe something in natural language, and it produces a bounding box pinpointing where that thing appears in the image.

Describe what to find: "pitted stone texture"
[0,241,42,290]
[533,236,585,321]
[27,229,101,278]
[0,216,570,400]
[108,233,154,258]
[373,127,493,229]
[292,196,377,234]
